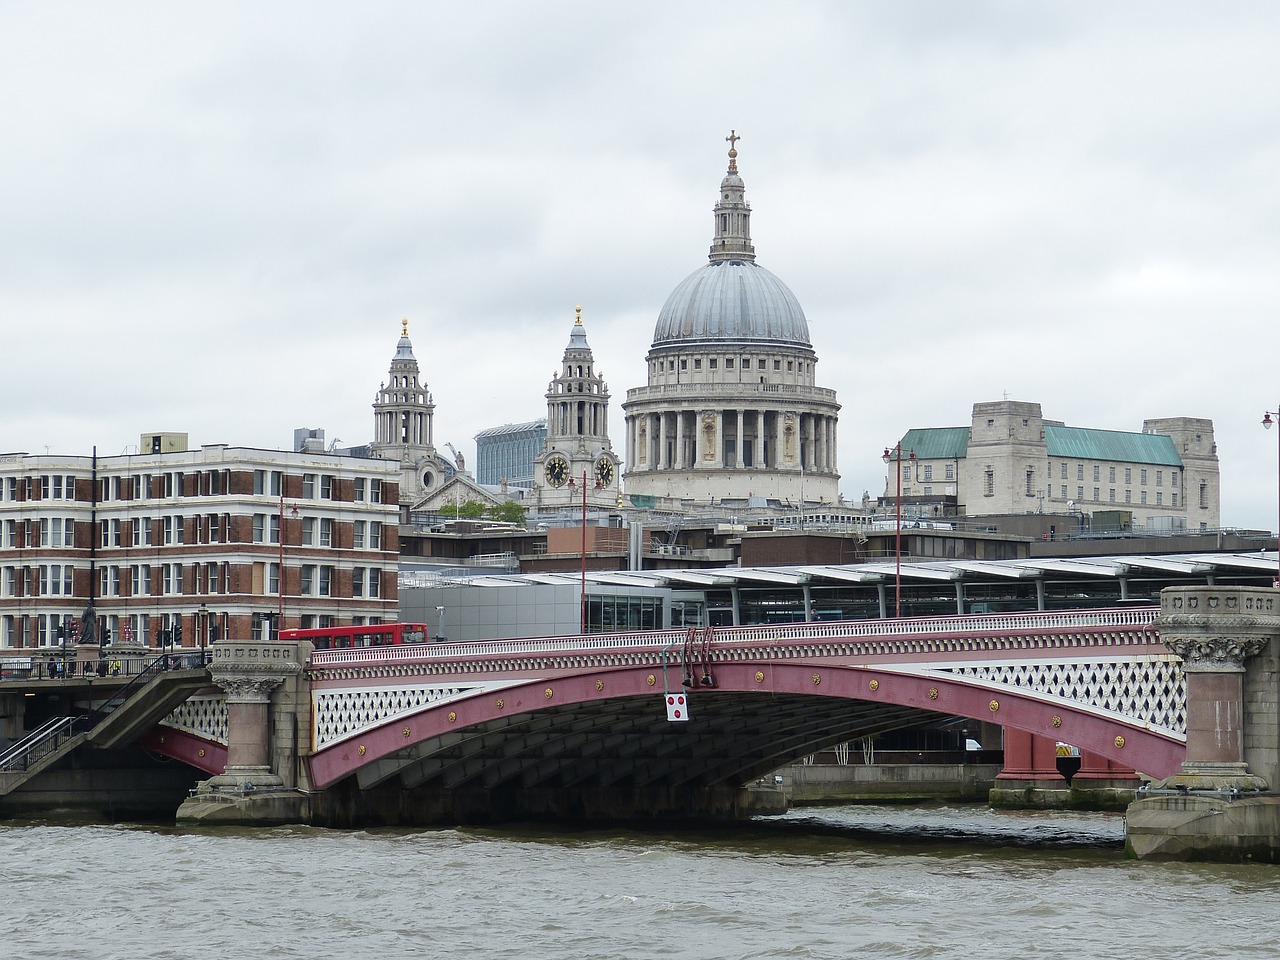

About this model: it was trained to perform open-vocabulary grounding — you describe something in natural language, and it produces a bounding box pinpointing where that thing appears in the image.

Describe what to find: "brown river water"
[1,804,1277,960]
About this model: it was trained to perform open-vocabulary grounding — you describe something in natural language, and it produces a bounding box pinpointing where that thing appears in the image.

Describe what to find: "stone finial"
[726,130,740,173]
[575,305,582,325]
[402,317,409,337]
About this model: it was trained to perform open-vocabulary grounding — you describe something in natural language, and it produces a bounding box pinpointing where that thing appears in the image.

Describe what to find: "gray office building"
[475,419,547,489]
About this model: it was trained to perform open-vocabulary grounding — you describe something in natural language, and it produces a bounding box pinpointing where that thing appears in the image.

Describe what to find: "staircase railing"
[0,651,211,774]
[0,716,80,773]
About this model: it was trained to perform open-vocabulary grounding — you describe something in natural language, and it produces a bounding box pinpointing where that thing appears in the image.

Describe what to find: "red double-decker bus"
[279,622,429,650]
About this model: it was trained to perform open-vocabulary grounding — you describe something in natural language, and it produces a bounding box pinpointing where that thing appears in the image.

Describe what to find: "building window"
[1109,489,1116,502]
[270,471,282,496]
[1172,493,1178,508]
[1093,487,1100,501]
[319,566,332,597]
[368,569,380,598]
[726,359,734,369]
[984,469,994,497]
[1156,492,1163,505]
[1093,466,1100,482]
[1025,469,1034,496]
[354,478,366,502]
[352,568,365,598]
[902,466,911,482]
[1060,463,1067,480]
[353,522,365,549]
[302,518,315,545]
[1200,481,1208,509]
[320,519,333,548]
[1125,490,1131,503]
[303,474,317,498]
[1172,471,1179,486]
[1124,467,1132,484]
[268,562,280,595]
[1108,466,1116,483]
[1061,485,1068,498]
[945,463,954,481]
[252,514,265,543]
[1141,491,1147,504]
[321,475,333,499]
[300,565,315,595]
[370,523,382,550]
[923,465,933,481]
[1141,469,1148,485]
[370,482,381,504]
[709,359,718,369]
[1156,470,1163,487]
[254,470,266,495]
[269,514,280,544]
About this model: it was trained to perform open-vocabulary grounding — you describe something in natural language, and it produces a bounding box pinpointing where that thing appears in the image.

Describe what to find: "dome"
[651,259,811,346]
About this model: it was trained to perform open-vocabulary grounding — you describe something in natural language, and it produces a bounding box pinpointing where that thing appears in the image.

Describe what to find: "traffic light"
[55,623,65,643]
[173,621,183,646]
[100,627,110,646]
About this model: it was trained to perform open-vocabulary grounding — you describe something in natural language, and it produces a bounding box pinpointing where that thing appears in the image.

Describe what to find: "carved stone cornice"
[1156,587,1280,672]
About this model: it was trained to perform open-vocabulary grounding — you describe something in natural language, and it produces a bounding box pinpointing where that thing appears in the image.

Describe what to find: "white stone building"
[622,135,840,508]
[885,400,1221,530]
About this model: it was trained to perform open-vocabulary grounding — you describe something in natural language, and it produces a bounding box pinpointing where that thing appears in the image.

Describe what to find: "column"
[200,640,304,791]
[675,410,685,469]
[1155,586,1280,789]
[736,410,745,468]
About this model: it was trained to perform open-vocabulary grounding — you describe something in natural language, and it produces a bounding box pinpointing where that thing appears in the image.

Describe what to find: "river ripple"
[1,805,1277,960]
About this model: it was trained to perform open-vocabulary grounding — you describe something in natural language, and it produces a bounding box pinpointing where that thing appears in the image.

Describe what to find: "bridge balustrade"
[307,607,1160,667]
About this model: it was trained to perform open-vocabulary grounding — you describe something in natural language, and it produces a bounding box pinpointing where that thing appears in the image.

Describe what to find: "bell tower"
[533,306,620,511]
[370,319,451,504]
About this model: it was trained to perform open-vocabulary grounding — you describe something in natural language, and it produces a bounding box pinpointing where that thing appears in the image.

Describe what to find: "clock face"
[545,454,569,488]
[594,456,615,487]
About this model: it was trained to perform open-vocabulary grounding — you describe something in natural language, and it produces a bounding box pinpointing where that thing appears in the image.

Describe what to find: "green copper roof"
[899,427,970,460]
[1044,425,1182,466]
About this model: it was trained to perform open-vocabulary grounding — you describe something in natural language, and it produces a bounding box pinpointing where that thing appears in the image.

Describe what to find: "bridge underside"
[310,691,942,826]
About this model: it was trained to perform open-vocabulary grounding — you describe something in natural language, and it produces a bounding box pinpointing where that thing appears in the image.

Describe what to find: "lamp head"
[882,447,892,464]
[1265,412,1275,430]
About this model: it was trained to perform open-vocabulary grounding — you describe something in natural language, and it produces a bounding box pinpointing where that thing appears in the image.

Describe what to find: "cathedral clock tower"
[533,306,619,511]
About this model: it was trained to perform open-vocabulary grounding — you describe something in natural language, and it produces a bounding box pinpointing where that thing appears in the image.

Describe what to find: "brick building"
[0,436,400,650]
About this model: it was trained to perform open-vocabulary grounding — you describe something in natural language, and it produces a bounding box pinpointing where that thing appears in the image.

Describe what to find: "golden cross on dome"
[725,130,740,173]
[401,317,409,337]
[575,305,583,325]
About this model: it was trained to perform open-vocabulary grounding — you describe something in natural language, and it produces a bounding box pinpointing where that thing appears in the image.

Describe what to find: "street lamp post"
[882,443,916,619]
[198,601,209,657]
[1263,409,1280,588]
[568,470,602,634]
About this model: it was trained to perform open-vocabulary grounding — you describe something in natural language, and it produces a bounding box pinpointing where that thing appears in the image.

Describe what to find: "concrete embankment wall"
[781,763,1002,804]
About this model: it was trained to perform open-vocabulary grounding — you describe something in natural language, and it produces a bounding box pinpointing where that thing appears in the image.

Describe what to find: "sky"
[3,2,1279,529]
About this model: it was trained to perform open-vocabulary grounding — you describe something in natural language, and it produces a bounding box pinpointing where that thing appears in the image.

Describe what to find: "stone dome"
[651,259,811,347]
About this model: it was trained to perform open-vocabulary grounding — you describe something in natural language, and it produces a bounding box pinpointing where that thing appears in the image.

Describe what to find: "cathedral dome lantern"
[622,134,841,509]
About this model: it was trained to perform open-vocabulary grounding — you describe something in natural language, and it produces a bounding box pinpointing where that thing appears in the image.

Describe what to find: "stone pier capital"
[1153,586,1280,792]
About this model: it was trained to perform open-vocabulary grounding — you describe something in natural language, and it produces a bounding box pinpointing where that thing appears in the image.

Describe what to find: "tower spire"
[709,130,755,263]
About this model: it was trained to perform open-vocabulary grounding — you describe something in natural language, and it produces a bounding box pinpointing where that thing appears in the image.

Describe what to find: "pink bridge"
[297,607,1182,809]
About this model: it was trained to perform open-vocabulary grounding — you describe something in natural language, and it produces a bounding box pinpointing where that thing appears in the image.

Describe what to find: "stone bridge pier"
[176,639,312,825]
[1127,586,1280,861]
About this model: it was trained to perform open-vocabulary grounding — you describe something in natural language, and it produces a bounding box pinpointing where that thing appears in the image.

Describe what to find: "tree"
[487,500,527,524]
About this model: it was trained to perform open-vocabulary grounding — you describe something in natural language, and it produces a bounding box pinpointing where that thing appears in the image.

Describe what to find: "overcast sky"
[3,3,1279,529]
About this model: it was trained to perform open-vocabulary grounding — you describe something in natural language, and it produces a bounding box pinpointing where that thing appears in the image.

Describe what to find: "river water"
[2,805,1277,960]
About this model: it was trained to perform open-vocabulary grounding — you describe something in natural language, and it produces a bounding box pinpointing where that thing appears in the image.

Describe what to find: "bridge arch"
[308,659,1183,795]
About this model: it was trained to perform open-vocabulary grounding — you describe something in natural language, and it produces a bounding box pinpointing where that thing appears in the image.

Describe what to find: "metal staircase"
[0,653,210,797]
